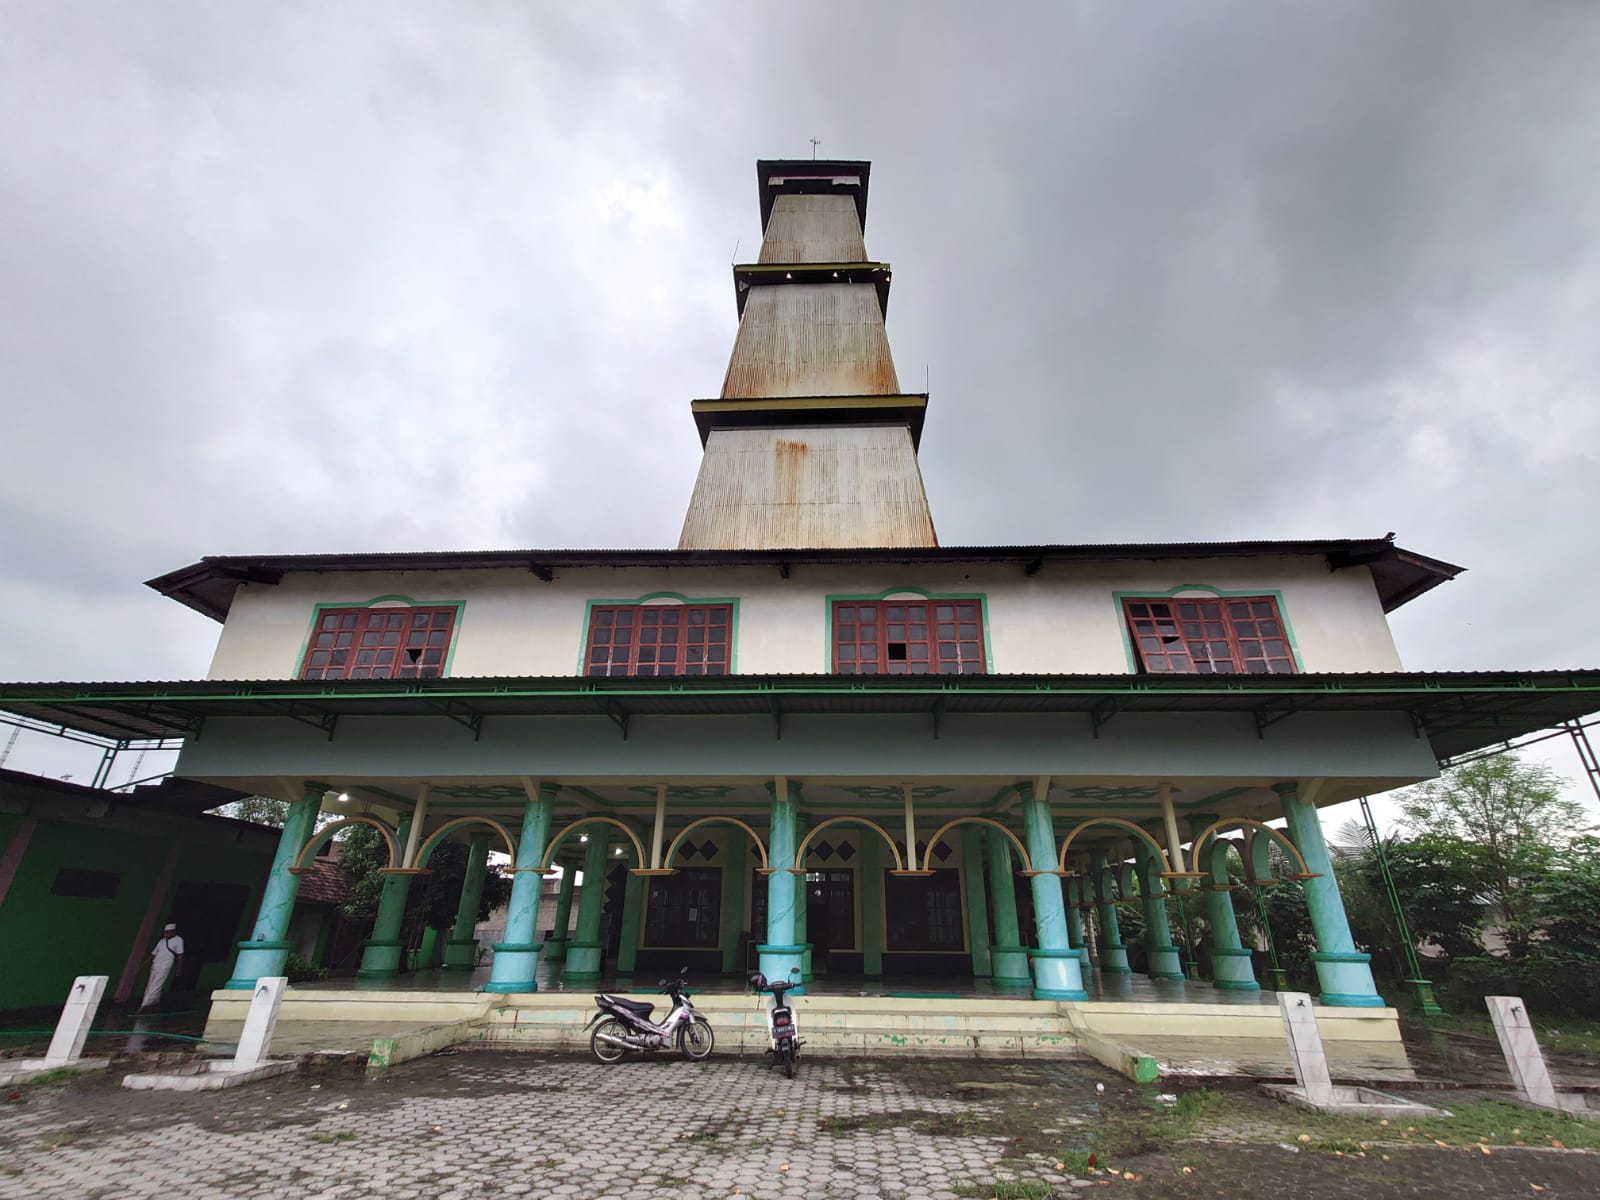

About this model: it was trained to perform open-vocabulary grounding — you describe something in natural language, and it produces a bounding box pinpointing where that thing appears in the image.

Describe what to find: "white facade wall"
[204,556,1404,681]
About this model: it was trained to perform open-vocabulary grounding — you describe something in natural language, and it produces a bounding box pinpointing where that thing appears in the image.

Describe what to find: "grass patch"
[656,1177,689,1188]
[35,1129,89,1152]
[953,1182,1053,1200]
[306,1131,357,1144]
[1382,1098,1600,1151]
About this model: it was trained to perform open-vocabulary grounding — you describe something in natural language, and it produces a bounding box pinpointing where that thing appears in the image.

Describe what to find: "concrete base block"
[0,1058,111,1087]
[122,1060,297,1091]
[1262,1082,1445,1117]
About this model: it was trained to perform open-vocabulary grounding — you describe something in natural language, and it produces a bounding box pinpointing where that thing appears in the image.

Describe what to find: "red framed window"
[1123,596,1296,674]
[585,604,732,677]
[299,607,457,680]
[832,599,986,675]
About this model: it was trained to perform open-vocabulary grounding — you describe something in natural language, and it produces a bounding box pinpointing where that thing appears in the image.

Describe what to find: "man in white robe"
[140,922,185,1010]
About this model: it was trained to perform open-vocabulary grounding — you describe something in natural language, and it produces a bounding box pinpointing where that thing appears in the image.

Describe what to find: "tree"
[214,795,290,827]
[339,826,511,932]
[1394,756,1586,958]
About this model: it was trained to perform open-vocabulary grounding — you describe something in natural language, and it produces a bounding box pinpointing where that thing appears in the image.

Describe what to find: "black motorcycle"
[748,968,803,1078]
[584,970,715,1063]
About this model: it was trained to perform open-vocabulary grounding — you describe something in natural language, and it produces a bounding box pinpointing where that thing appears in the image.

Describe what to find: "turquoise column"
[795,815,814,982]
[1089,848,1131,973]
[720,834,747,974]
[1136,842,1184,980]
[860,835,884,977]
[486,785,556,993]
[544,860,576,961]
[986,827,1030,988]
[616,860,644,976]
[443,832,491,970]
[1020,787,1087,1000]
[225,784,324,989]
[961,829,992,978]
[757,780,805,994]
[1277,782,1385,1007]
[358,815,415,978]
[1064,876,1091,972]
[1189,814,1258,992]
[563,827,611,982]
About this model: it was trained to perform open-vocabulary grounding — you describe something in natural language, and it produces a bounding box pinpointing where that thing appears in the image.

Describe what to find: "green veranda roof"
[3,670,1597,763]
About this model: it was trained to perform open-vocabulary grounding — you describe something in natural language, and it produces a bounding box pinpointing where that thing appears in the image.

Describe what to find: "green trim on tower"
[822,586,994,673]
[1111,584,1304,674]
[293,595,468,679]
[575,592,743,675]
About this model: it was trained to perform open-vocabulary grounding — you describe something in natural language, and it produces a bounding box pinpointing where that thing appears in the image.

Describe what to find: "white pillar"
[44,976,107,1065]
[234,977,288,1068]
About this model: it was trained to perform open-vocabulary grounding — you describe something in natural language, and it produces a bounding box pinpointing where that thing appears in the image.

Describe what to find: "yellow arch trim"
[919,817,1032,872]
[662,817,769,871]
[793,817,904,872]
[415,817,517,868]
[1056,818,1173,875]
[539,817,646,871]
[1190,818,1317,879]
[293,817,400,872]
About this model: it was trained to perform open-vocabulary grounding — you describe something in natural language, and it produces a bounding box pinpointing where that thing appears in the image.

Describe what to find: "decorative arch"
[792,816,905,872]
[918,816,1036,874]
[1188,818,1318,881]
[414,817,518,868]
[1202,835,1251,890]
[538,817,647,873]
[662,817,769,873]
[1056,817,1174,876]
[291,817,401,874]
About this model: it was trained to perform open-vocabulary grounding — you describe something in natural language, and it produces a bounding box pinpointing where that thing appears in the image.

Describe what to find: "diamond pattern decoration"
[843,785,952,802]
[837,841,855,861]
[677,842,698,861]
[699,839,718,860]
[931,841,952,863]
[629,785,736,801]
[1068,785,1160,802]
[815,839,836,862]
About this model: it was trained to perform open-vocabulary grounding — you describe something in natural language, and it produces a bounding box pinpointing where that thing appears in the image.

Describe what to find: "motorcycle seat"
[604,996,655,1017]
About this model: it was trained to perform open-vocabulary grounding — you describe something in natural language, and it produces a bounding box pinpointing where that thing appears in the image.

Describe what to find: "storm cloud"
[2,2,1598,809]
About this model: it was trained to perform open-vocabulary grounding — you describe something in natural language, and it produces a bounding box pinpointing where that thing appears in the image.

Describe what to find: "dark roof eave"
[144,539,1465,622]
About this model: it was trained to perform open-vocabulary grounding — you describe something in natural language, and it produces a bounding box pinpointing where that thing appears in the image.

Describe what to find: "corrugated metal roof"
[143,538,1464,622]
[3,670,1596,762]
[678,426,937,549]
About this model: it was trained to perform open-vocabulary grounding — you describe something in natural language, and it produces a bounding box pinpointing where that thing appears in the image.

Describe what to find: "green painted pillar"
[563,826,611,982]
[986,827,1030,987]
[1088,848,1131,973]
[1136,841,1184,980]
[1277,782,1384,1007]
[1064,876,1091,972]
[486,785,556,993]
[757,780,805,993]
[1021,788,1087,1000]
[545,859,577,961]
[794,815,814,982]
[226,784,324,989]
[961,828,992,978]
[721,833,747,974]
[443,832,491,970]
[1188,814,1258,992]
[616,861,644,976]
[358,816,416,978]
[860,834,884,977]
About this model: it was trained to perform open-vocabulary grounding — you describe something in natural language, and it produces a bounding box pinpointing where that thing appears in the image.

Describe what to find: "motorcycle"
[748,968,804,1078]
[584,970,715,1064]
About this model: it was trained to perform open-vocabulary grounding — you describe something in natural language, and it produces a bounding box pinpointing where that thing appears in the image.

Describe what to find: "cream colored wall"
[204,555,1403,680]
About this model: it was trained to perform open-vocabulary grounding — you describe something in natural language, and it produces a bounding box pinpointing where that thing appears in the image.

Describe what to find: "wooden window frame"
[644,866,722,948]
[831,598,987,676]
[584,603,734,678]
[1122,594,1297,675]
[298,605,458,680]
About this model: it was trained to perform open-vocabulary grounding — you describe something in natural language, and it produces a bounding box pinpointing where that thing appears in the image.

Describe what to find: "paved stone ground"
[2,1052,1598,1198]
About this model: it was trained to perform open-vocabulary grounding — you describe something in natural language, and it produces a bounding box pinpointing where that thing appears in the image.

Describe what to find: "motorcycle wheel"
[590,1017,628,1064]
[780,1041,795,1079]
[678,1017,715,1061]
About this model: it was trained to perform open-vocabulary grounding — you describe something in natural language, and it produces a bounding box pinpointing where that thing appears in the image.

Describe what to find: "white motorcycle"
[585,970,715,1064]
[748,968,804,1078]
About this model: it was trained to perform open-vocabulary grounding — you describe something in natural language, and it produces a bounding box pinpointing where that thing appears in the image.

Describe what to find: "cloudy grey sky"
[2,2,1598,818]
